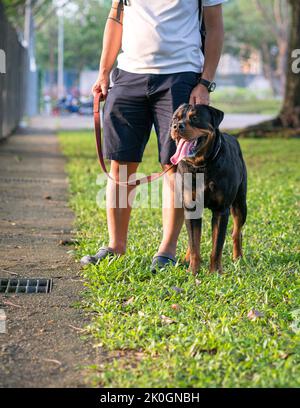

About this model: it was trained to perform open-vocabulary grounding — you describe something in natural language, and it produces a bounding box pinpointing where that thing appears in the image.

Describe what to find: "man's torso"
[117,0,202,74]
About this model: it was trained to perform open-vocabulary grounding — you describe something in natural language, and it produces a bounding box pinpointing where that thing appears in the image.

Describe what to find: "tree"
[3,0,52,31]
[3,0,110,72]
[223,0,289,96]
[279,0,300,128]
[35,0,110,72]
[253,0,289,96]
[239,0,300,135]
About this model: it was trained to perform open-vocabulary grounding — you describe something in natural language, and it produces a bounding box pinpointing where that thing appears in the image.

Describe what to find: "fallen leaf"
[195,279,201,286]
[42,358,62,367]
[93,342,103,348]
[3,300,22,308]
[0,269,19,276]
[138,311,145,317]
[68,324,86,332]
[279,352,292,360]
[122,296,134,307]
[171,304,180,311]
[247,309,264,320]
[160,315,176,325]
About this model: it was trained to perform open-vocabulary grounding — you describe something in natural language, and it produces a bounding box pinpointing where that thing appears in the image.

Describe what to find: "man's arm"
[92,1,123,98]
[189,4,224,105]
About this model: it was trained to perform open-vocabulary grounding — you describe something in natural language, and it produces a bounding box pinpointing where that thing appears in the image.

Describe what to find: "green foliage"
[223,0,278,56]
[59,130,300,387]
[2,0,27,27]
[36,0,110,71]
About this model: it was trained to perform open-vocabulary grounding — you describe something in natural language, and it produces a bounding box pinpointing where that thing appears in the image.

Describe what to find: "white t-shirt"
[113,0,227,74]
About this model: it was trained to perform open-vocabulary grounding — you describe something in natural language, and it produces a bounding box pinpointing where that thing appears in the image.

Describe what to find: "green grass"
[59,130,300,387]
[211,88,281,114]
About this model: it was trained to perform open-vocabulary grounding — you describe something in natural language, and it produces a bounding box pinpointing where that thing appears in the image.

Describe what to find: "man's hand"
[189,83,210,106]
[92,71,110,98]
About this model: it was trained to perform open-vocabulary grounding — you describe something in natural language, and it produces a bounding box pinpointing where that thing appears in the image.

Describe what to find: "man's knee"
[110,160,139,179]
[161,164,179,191]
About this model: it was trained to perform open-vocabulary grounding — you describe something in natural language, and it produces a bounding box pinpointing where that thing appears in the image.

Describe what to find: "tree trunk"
[279,0,300,128]
[238,0,300,136]
[276,38,288,95]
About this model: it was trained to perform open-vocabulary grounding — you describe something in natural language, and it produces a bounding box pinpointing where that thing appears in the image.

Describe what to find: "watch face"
[208,82,216,92]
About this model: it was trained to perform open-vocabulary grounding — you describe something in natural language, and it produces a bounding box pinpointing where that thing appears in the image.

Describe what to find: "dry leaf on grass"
[247,309,264,320]
[160,315,176,325]
[122,296,134,307]
[279,352,292,360]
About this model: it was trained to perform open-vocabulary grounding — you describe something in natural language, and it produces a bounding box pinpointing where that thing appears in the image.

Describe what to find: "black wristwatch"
[199,78,217,93]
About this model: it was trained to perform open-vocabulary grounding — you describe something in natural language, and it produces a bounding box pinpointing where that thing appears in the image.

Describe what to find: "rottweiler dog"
[170,104,247,274]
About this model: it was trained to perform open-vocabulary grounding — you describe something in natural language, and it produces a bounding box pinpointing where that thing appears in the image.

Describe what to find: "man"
[81,0,226,270]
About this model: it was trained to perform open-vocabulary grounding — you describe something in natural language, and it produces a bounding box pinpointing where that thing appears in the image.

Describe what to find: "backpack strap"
[198,0,206,54]
[116,0,124,20]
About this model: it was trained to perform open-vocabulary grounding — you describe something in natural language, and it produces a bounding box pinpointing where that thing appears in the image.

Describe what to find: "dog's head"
[170,104,224,164]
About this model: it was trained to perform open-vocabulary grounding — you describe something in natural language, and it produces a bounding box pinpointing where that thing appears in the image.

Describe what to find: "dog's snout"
[172,121,185,131]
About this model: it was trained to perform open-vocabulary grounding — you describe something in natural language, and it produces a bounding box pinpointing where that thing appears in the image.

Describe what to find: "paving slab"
[0,129,99,388]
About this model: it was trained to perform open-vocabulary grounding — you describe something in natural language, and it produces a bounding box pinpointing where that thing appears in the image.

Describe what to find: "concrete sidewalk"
[0,129,98,387]
[28,113,274,131]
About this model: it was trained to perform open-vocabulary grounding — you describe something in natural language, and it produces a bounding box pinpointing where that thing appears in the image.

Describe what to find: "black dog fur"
[171,104,247,274]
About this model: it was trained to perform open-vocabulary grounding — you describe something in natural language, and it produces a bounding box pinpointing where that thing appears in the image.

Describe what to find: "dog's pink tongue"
[171,139,193,165]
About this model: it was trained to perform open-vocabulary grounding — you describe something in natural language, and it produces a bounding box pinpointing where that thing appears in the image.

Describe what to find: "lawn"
[59,130,300,388]
[211,88,281,114]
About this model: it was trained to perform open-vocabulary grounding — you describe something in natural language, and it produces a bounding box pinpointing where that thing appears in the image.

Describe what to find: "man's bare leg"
[80,160,139,265]
[157,165,184,258]
[106,160,139,254]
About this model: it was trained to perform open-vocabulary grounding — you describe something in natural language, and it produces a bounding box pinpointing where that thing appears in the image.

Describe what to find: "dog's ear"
[173,103,190,118]
[208,106,224,128]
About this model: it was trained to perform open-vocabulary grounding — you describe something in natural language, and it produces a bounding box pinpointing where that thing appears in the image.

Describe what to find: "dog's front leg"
[210,209,230,273]
[185,218,202,275]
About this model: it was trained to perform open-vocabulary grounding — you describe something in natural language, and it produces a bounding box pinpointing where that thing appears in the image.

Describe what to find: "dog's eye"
[190,116,197,124]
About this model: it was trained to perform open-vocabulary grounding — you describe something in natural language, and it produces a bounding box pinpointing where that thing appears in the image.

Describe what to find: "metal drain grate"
[0,278,53,294]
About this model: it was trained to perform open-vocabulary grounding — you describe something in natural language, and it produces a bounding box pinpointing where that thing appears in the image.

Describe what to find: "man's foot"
[151,252,177,273]
[80,247,116,266]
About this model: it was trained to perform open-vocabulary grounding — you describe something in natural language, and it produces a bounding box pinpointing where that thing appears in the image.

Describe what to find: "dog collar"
[209,133,222,161]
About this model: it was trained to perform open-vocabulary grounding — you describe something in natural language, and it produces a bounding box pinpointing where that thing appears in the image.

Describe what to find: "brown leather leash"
[93,91,174,186]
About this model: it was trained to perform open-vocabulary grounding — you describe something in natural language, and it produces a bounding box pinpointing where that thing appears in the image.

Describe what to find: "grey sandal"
[151,252,177,273]
[80,246,115,266]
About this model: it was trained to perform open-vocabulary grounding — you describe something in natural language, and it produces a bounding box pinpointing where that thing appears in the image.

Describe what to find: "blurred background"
[0,0,297,137]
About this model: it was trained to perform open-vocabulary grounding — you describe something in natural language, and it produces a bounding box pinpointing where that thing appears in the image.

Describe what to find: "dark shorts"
[103,68,199,164]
